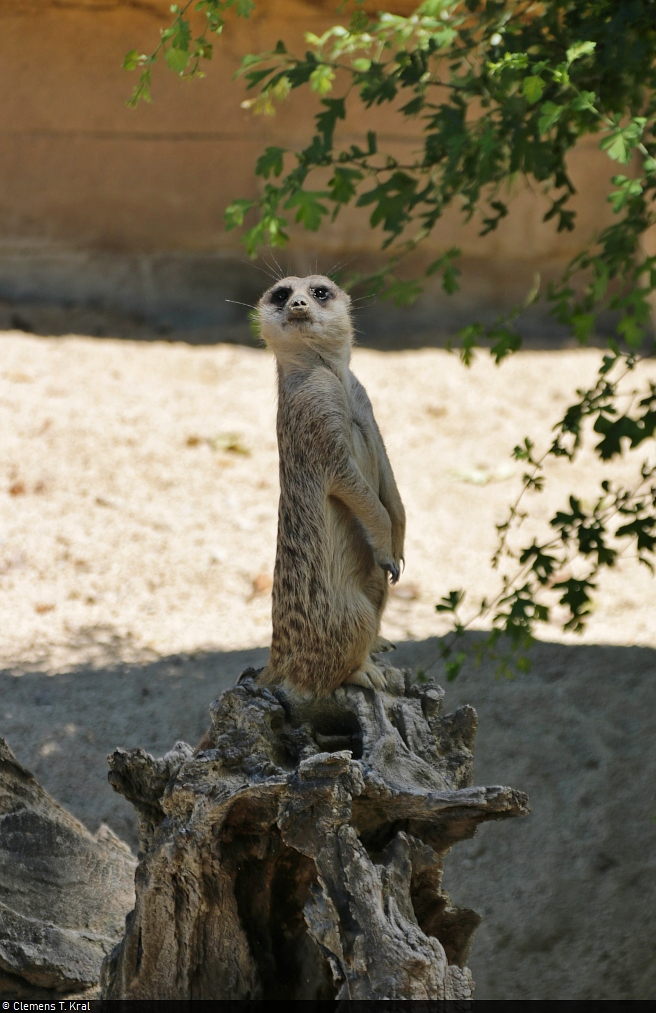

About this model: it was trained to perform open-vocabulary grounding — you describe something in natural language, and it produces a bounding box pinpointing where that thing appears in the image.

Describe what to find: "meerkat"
[256,274,406,697]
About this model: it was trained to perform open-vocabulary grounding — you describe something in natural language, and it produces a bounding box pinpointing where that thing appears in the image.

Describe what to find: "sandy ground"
[2,331,656,1000]
[2,331,656,673]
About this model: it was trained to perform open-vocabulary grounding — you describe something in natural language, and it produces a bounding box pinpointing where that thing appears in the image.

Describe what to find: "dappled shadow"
[2,633,655,999]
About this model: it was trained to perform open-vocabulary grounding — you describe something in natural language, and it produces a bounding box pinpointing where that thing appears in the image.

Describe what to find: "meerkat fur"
[257,274,406,697]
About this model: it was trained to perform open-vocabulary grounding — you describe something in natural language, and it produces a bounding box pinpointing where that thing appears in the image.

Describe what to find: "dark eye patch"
[270,287,292,307]
[311,286,332,302]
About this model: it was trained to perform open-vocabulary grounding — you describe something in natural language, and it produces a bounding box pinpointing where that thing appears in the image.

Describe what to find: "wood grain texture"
[101,669,528,999]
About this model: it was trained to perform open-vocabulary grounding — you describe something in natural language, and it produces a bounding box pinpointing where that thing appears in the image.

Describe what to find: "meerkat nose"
[290,295,308,307]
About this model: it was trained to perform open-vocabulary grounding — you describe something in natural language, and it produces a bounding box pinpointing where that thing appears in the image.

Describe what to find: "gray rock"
[101,669,528,1000]
[0,738,136,997]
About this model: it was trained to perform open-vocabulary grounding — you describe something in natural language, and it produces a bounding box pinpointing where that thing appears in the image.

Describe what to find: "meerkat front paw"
[343,659,387,691]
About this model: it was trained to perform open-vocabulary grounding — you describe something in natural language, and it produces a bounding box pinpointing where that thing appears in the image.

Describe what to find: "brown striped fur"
[257,275,405,697]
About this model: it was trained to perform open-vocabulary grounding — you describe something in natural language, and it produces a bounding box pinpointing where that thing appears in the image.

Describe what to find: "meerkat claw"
[343,670,376,690]
[346,660,386,692]
[374,637,396,653]
[382,561,400,584]
[344,660,387,691]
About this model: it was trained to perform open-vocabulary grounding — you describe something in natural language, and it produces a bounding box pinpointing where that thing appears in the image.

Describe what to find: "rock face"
[102,668,529,1000]
[0,737,136,999]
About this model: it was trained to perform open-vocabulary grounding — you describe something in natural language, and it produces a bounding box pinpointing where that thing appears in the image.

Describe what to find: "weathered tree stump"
[101,668,529,1000]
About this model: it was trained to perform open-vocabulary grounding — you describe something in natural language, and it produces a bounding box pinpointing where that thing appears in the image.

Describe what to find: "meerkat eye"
[311,286,331,302]
[270,287,292,308]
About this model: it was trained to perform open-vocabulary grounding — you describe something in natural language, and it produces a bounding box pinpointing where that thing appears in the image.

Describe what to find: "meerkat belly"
[324,420,380,586]
[325,495,375,588]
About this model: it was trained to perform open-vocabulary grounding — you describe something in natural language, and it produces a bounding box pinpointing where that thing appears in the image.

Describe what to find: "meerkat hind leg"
[343,657,387,691]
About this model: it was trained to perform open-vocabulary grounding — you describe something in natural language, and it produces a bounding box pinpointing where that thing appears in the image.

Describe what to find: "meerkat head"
[258,275,352,368]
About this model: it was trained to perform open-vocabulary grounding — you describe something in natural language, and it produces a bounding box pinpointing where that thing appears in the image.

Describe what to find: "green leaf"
[243,67,276,90]
[617,314,645,347]
[224,199,255,230]
[601,118,646,164]
[522,75,544,105]
[571,90,596,112]
[239,52,269,71]
[441,260,461,295]
[356,171,417,237]
[165,16,191,50]
[255,146,286,179]
[566,40,596,65]
[380,278,423,306]
[236,0,255,15]
[489,327,522,362]
[242,214,289,256]
[607,175,643,212]
[357,63,397,106]
[316,98,346,148]
[123,50,141,71]
[538,101,564,135]
[193,39,214,61]
[572,312,594,343]
[284,190,329,230]
[349,8,369,32]
[456,322,484,365]
[126,68,152,107]
[487,52,528,75]
[513,438,535,462]
[310,64,335,95]
[445,651,467,682]
[426,247,461,294]
[601,130,629,163]
[329,167,363,205]
[165,46,190,73]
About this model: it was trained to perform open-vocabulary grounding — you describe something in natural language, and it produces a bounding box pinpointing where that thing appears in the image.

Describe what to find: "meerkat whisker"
[225,299,256,310]
[245,260,280,283]
[267,251,286,280]
[328,258,355,278]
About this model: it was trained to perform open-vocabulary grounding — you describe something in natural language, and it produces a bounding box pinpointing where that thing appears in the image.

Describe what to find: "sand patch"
[1,331,655,672]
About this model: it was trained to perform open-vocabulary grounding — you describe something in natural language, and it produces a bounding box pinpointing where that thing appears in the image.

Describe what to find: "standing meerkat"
[257,274,406,697]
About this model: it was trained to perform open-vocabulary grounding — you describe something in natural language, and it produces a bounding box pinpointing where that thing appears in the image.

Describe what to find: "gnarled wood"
[102,669,529,1000]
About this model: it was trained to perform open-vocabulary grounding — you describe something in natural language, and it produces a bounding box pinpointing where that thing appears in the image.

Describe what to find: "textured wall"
[1,1,619,335]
